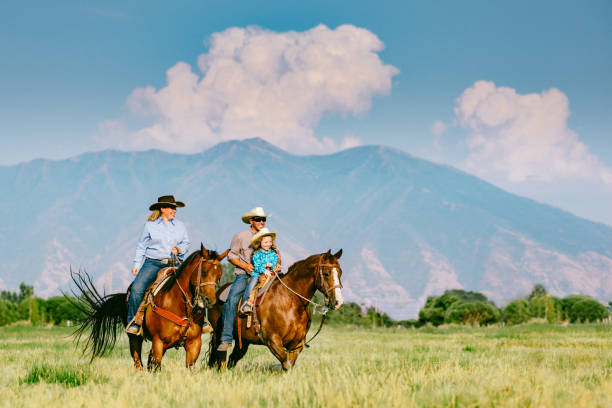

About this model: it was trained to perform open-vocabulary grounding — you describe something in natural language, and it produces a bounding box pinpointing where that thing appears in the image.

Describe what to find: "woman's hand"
[132,268,139,276]
[273,265,282,273]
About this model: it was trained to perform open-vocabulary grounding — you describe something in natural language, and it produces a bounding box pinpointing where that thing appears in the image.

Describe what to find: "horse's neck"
[176,260,196,295]
[282,259,317,299]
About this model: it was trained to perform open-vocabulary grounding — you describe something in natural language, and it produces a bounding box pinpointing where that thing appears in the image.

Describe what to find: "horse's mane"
[160,249,219,293]
[285,253,325,275]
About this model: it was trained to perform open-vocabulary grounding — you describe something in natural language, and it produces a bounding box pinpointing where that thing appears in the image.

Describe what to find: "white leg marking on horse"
[332,268,344,309]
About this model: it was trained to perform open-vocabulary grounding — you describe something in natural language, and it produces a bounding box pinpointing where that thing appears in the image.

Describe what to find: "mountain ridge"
[1,138,611,318]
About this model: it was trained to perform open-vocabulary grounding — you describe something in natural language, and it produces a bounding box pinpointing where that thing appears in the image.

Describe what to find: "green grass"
[0,323,610,407]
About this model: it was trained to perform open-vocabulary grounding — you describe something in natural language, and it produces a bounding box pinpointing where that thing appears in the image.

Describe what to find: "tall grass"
[1,323,610,407]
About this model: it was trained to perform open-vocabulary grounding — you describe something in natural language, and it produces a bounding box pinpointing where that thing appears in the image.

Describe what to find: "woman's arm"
[176,222,190,259]
[133,223,151,272]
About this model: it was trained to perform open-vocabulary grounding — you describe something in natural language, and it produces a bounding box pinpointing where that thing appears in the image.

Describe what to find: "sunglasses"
[251,217,266,222]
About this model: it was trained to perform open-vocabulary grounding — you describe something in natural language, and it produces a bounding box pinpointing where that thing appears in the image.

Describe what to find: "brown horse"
[72,244,228,370]
[207,249,344,371]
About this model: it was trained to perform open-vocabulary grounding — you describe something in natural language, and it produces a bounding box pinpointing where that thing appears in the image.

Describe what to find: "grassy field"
[1,323,611,408]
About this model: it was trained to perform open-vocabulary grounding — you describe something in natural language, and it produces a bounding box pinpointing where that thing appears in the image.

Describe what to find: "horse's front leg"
[267,334,290,371]
[148,335,165,372]
[287,345,304,368]
[128,334,144,370]
[184,334,202,368]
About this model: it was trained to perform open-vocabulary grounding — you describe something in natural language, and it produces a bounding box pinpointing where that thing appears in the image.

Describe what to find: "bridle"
[273,255,342,310]
[277,255,343,352]
[175,255,222,309]
[315,258,343,308]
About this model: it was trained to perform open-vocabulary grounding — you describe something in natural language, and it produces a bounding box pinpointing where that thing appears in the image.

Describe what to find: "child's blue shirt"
[251,249,278,277]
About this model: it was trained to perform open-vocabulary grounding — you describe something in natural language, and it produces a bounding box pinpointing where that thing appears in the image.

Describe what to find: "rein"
[272,256,342,351]
[151,256,220,338]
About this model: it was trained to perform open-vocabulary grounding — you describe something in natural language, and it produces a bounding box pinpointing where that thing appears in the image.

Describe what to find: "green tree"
[30,298,41,326]
[503,299,531,325]
[19,283,34,302]
[444,301,501,326]
[0,299,19,326]
[528,284,547,300]
[418,289,497,326]
[43,296,86,325]
[418,307,445,326]
[218,262,236,287]
[568,298,609,323]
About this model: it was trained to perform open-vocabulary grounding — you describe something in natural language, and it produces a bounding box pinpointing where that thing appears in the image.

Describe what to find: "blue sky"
[1,1,611,224]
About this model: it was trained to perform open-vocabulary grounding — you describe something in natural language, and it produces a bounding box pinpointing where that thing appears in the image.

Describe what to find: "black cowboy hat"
[149,195,185,211]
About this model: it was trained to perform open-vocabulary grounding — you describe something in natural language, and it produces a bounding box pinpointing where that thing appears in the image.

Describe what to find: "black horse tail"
[68,269,128,361]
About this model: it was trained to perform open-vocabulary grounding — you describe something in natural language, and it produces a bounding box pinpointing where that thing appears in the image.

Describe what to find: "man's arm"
[228,233,254,273]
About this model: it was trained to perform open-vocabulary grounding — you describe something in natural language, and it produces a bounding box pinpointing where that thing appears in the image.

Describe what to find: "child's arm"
[272,252,281,273]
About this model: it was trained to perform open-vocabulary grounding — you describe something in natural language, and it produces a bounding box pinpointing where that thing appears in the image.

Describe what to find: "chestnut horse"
[208,249,344,371]
[72,244,228,370]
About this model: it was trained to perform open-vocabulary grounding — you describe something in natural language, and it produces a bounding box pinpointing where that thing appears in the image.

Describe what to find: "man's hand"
[132,268,139,276]
[245,263,254,273]
[273,265,282,273]
[171,246,180,256]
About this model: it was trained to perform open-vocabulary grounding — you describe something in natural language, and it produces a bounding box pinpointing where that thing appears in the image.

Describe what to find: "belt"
[147,257,180,265]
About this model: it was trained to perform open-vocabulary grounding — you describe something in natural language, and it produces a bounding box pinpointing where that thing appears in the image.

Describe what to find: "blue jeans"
[242,274,262,307]
[127,258,165,324]
[220,273,248,343]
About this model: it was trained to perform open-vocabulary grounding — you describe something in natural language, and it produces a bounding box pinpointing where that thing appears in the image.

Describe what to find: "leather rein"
[150,256,220,334]
[273,255,343,351]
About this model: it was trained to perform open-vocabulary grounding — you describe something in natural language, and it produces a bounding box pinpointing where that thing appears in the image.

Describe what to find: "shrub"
[418,289,496,326]
[445,301,501,326]
[503,299,531,325]
[418,307,445,326]
[568,298,609,323]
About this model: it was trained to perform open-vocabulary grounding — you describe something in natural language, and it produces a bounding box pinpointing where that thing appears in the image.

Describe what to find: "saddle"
[126,267,176,336]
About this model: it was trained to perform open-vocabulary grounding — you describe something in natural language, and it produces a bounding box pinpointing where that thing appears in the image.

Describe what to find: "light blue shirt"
[251,249,278,277]
[133,218,190,270]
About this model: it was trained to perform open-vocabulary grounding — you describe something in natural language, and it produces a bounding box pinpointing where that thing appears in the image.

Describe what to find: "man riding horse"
[217,206,281,351]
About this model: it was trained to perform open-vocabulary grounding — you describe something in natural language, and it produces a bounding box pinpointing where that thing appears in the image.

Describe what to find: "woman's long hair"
[147,209,161,221]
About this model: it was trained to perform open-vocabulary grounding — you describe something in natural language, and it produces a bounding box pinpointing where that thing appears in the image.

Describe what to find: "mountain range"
[1,138,611,318]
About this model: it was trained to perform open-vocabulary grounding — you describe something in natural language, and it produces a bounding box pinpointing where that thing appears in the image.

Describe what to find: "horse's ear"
[326,249,331,256]
[333,249,343,259]
[218,249,230,261]
[201,243,208,257]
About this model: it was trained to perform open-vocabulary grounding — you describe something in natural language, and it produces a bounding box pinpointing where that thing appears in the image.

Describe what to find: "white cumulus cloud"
[454,80,612,184]
[103,24,398,153]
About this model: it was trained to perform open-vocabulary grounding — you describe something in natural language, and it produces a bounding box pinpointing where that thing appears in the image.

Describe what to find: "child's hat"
[251,228,276,247]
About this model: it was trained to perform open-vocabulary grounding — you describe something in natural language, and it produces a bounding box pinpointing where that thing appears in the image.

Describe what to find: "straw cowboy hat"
[251,228,276,248]
[241,206,267,224]
[149,195,185,211]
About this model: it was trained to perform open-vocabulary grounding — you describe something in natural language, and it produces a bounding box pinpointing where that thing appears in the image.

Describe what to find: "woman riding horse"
[72,244,228,370]
[127,195,191,335]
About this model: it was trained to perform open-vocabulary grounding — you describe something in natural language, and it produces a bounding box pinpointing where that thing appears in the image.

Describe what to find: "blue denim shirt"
[251,249,278,277]
[133,218,190,269]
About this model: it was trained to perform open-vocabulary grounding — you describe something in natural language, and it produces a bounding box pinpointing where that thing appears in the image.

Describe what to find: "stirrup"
[240,303,253,315]
[126,323,142,336]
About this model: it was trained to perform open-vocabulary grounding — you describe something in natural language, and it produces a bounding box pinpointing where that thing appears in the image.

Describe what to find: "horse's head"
[190,243,229,309]
[315,249,344,310]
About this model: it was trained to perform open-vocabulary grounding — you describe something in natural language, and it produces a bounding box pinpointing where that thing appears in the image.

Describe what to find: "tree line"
[416,284,610,327]
[0,283,86,327]
[314,284,611,328]
[1,274,610,328]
